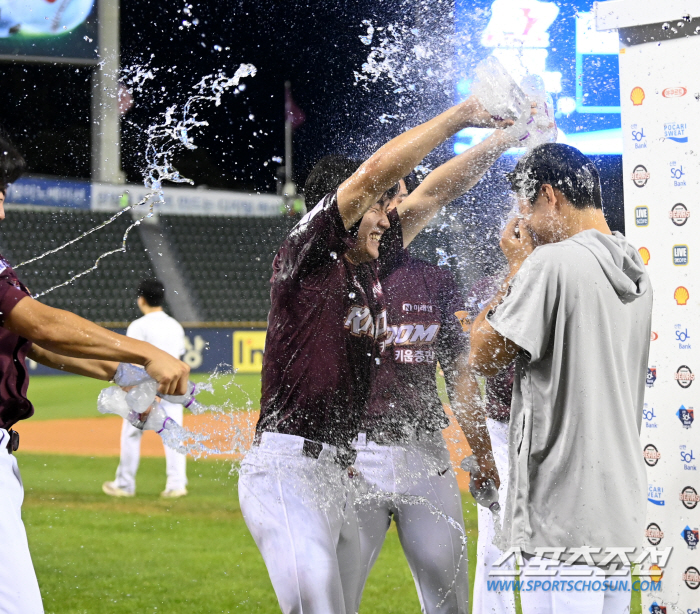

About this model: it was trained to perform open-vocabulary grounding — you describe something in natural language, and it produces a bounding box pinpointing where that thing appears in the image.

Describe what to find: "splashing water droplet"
[662,22,670,30]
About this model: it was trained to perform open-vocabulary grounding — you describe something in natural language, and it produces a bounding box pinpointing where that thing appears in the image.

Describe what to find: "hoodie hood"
[568,230,650,304]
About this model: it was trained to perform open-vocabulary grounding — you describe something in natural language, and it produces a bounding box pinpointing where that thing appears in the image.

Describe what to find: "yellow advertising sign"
[233,330,266,374]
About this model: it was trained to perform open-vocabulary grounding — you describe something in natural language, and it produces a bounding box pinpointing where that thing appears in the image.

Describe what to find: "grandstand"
[0,206,296,325]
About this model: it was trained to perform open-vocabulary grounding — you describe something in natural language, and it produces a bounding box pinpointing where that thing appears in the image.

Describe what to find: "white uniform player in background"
[103,279,188,499]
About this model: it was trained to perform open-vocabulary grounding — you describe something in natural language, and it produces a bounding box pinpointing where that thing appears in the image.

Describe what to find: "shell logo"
[631,87,645,106]
[649,564,663,583]
[675,286,690,306]
[638,247,650,265]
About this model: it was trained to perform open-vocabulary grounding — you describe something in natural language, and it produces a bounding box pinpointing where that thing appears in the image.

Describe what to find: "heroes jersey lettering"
[364,255,468,436]
[258,193,403,449]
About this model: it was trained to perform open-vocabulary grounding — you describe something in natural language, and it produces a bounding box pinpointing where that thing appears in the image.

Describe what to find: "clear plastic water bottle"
[461,454,501,513]
[471,55,529,121]
[97,385,178,433]
[112,363,209,413]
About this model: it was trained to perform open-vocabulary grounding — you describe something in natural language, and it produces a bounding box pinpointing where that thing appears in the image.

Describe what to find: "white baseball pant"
[0,429,44,613]
[519,556,631,614]
[238,432,361,614]
[472,418,516,614]
[348,430,469,614]
[113,400,187,494]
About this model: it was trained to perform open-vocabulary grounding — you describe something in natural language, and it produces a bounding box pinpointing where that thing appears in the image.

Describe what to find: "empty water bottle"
[461,454,501,513]
[471,55,529,121]
[111,363,211,413]
[97,385,179,433]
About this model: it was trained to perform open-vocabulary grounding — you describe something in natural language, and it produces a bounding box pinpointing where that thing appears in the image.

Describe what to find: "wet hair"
[507,143,602,210]
[0,128,26,192]
[304,155,362,209]
[403,172,421,195]
[137,278,165,307]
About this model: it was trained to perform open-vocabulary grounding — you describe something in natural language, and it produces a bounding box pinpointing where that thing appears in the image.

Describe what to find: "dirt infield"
[15,409,474,490]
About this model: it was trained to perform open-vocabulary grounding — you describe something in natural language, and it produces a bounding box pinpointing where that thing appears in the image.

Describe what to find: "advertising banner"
[620,33,700,609]
[6,176,91,209]
[0,0,98,63]
[26,327,267,376]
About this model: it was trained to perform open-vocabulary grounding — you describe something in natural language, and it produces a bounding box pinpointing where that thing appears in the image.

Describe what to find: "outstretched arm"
[27,345,117,381]
[5,297,189,395]
[336,96,511,229]
[396,130,513,246]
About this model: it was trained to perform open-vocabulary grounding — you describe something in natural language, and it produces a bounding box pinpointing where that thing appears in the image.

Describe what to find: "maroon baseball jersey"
[0,255,33,430]
[257,193,403,448]
[363,256,468,437]
[465,276,514,421]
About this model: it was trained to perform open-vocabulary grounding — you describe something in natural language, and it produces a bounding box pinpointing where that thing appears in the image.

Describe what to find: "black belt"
[5,429,18,454]
[364,425,440,445]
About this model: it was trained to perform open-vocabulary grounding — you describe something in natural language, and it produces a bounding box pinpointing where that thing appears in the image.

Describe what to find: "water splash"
[16,63,257,298]
[436,248,459,266]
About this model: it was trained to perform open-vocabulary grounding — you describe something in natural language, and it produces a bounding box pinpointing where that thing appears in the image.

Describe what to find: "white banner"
[620,33,700,609]
[91,183,283,217]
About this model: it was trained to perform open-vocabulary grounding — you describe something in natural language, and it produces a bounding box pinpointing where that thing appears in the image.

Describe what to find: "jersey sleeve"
[486,248,560,362]
[0,276,29,327]
[273,192,357,280]
[436,269,469,371]
[378,208,406,279]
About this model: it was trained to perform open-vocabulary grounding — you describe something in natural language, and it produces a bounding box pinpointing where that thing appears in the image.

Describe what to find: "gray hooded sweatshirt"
[488,229,652,561]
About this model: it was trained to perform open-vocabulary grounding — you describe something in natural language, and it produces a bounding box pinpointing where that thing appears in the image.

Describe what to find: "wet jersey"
[363,256,468,437]
[258,193,403,449]
[0,256,33,430]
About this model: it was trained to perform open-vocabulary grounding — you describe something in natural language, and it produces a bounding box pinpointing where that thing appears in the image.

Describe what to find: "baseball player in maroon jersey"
[238,98,527,614]
[0,132,189,613]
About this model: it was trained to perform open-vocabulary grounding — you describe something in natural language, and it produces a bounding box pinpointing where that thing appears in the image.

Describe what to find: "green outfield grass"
[19,452,478,614]
[26,373,262,421]
[20,375,641,614]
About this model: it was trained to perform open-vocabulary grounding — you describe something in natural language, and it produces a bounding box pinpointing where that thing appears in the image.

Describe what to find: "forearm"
[28,345,117,380]
[6,297,160,366]
[451,367,495,466]
[398,132,511,246]
[337,97,486,228]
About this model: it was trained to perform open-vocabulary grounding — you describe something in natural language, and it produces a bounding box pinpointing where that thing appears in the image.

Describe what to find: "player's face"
[348,201,391,263]
[0,190,6,221]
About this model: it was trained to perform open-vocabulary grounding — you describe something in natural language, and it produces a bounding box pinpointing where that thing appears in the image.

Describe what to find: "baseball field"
[17,374,642,614]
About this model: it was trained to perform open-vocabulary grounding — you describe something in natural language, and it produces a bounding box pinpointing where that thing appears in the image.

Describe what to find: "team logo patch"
[675,365,695,388]
[681,486,700,510]
[632,164,650,187]
[673,244,689,266]
[644,444,661,467]
[682,526,699,550]
[677,406,695,429]
[683,566,700,589]
[454,310,470,333]
[669,203,690,226]
[635,206,649,226]
[646,522,664,545]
